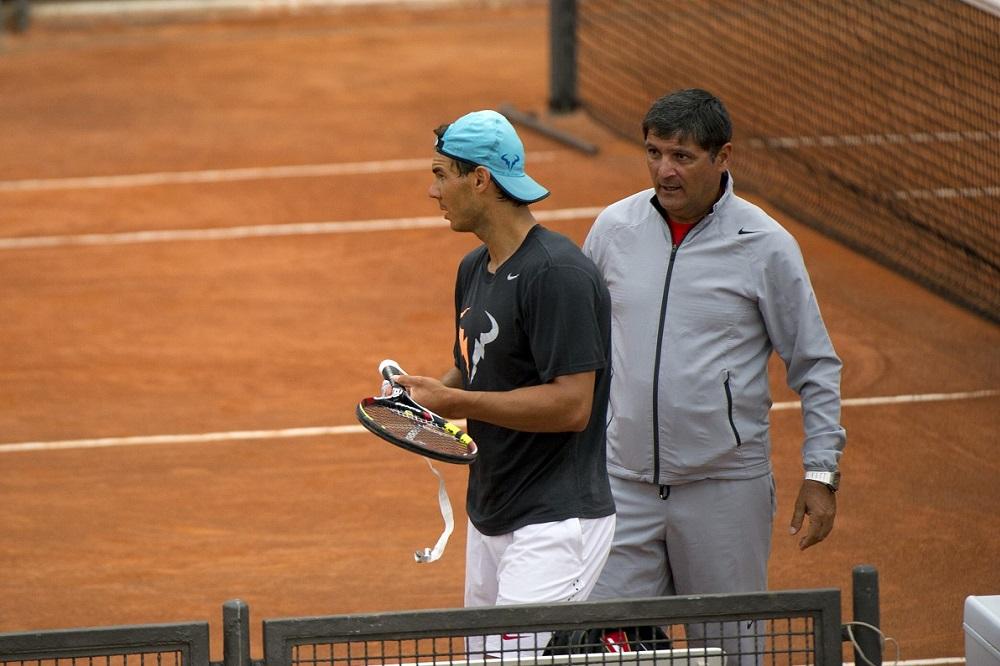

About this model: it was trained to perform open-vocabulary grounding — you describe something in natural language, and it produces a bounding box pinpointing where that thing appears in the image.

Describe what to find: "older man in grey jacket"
[584,88,846,665]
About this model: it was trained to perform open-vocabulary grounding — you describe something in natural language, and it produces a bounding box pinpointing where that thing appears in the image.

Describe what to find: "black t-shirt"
[453,225,615,536]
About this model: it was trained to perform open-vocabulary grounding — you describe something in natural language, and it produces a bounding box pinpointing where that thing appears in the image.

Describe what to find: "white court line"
[0,207,605,250]
[1,390,996,454]
[0,208,604,250]
[846,661,965,666]
[773,388,999,411]
[894,186,999,200]
[29,0,474,17]
[0,152,561,193]
[0,426,365,453]
[24,0,1000,22]
[745,131,999,200]
[960,0,1000,18]
[745,130,1000,149]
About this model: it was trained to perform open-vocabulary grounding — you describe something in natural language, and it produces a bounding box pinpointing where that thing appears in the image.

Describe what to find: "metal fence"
[0,622,211,666]
[2,584,865,666]
[262,591,842,666]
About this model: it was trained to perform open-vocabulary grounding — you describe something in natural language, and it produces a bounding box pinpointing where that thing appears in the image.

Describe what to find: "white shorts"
[464,513,616,659]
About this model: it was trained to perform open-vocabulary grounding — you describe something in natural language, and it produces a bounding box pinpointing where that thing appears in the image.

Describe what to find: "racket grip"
[379,359,406,382]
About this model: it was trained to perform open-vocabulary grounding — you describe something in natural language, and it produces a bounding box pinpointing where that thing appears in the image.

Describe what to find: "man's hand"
[392,374,457,417]
[789,480,837,550]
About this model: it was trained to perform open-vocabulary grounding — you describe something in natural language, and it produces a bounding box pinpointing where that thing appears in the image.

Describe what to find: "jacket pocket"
[723,370,742,446]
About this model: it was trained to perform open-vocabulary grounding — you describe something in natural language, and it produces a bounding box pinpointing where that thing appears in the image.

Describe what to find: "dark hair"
[432,123,522,205]
[642,89,732,158]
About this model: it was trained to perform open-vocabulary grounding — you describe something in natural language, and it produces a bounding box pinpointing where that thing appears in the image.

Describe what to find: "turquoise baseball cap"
[435,110,550,204]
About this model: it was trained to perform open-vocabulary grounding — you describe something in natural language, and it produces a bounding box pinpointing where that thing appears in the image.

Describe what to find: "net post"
[851,565,882,666]
[223,599,253,666]
[7,0,30,32]
[548,0,577,113]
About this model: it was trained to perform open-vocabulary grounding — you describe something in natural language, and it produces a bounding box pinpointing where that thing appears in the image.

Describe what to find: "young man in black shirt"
[391,110,615,658]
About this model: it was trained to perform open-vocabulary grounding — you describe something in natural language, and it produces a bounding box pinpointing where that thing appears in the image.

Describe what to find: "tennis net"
[570,0,999,322]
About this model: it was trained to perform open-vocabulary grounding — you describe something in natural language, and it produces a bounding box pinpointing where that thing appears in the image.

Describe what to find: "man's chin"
[655,191,683,213]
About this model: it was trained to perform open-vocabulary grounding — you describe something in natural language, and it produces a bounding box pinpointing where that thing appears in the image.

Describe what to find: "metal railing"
[0,622,211,666]
[1,567,884,666]
[262,591,842,666]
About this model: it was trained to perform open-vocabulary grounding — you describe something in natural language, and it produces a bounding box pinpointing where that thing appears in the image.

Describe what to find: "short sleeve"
[524,264,608,383]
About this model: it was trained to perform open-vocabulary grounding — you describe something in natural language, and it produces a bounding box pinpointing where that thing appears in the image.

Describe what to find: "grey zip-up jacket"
[583,175,845,485]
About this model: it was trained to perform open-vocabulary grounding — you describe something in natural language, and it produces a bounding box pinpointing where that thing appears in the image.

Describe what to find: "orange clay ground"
[0,4,998,663]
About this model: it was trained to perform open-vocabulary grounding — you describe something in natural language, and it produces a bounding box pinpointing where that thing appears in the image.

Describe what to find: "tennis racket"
[355,359,478,465]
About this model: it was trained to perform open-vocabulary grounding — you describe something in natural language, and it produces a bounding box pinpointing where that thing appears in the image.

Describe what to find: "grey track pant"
[590,473,776,665]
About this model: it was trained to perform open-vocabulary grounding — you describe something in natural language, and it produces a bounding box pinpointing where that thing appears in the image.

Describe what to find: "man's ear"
[714,142,733,170]
[471,165,493,193]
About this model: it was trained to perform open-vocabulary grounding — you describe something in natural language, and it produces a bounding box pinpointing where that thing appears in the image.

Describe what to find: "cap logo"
[500,153,520,172]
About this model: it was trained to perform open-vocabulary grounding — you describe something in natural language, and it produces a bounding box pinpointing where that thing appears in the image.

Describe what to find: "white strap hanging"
[413,457,455,563]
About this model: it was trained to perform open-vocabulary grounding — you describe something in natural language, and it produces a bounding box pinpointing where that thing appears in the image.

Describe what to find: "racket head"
[355,394,478,465]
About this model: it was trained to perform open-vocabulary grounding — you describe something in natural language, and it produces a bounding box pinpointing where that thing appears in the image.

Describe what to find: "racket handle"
[379,359,406,382]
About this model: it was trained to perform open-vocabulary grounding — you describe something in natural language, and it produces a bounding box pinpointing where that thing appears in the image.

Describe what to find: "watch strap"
[805,470,840,491]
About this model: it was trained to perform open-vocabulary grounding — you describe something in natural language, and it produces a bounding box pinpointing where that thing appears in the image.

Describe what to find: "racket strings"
[364,403,473,458]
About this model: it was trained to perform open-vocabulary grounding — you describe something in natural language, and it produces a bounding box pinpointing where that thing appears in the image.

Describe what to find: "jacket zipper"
[651,242,679,494]
[723,370,742,446]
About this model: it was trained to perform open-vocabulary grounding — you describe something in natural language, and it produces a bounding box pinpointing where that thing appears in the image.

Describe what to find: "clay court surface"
[0,2,997,662]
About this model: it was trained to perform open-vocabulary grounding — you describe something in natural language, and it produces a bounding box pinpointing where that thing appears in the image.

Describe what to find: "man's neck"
[481,208,536,273]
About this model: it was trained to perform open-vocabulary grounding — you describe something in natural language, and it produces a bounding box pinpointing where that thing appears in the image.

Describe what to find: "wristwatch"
[805,470,840,492]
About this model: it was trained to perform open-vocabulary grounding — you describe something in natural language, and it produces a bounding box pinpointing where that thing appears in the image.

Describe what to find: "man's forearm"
[449,371,595,433]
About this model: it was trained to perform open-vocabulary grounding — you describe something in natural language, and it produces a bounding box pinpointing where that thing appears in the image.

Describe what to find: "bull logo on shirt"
[459,308,499,383]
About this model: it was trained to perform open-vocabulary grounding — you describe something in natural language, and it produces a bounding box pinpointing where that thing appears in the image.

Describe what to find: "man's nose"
[657,159,678,180]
